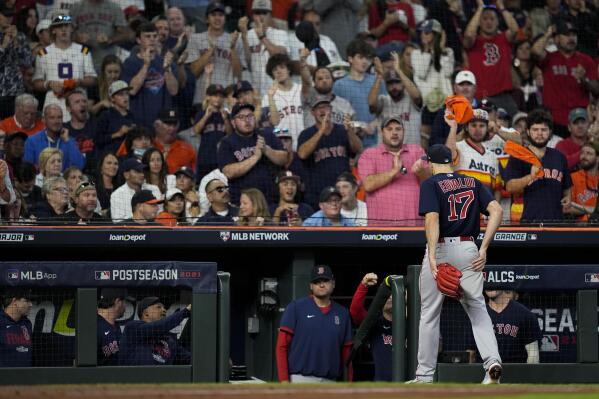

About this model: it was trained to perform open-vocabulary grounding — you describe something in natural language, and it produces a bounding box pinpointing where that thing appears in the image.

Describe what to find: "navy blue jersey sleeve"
[297,127,315,150]
[120,56,141,83]
[130,308,190,336]
[217,136,235,170]
[522,306,543,345]
[477,180,494,213]
[280,300,297,333]
[504,156,530,182]
[559,152,572,190]
[419,178,440,216]
[262,129,283,151]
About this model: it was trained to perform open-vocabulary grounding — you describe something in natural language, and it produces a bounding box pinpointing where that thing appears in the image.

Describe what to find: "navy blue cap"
[231,103,255,118]
[311,265,334,282]
[233,80,253,97]
[423,144,452,164]
[319,186,341,202]
[206,2,225,16]
[122,158,147,172]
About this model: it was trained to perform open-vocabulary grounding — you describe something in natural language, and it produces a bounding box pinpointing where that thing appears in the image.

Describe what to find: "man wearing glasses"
[195,177,238,225]
[303,186,354,226]
[64,181,106,224]
[217,103,288,204]
[33,15,97,123]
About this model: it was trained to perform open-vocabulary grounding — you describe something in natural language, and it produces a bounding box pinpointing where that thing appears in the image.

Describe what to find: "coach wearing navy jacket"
[119,297,191,365]
[0,288,33,367]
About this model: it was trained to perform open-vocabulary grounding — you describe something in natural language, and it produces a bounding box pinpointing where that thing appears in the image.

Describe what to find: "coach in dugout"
[119,297,191,365]
[0,288,33,367]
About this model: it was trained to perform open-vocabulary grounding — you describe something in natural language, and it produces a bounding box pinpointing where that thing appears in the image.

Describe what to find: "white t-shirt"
[186,31,243,105]
[246,27,289,97]
[455,139,500,190]
[33,43,97,122]
[547,135,563,149]
[341,200,368,226]
[375,94,422,145]
[262,82,304,150]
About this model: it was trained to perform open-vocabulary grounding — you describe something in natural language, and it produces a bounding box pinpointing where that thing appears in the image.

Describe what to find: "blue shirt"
[333,73,383,148]
[24,129,85,170]
[419,172,494,238]
[120,54,177,129]
[369,316,393,381]
[217,129,283,204]
[97,314,122,366]
[297,124,353,208]
[119,308,191,365]
[504,147,572,222]
[0,311,32,367]
[195,109,226,177]
[303,210,355,227]
[95,107,135,155]
[280,296,352,380]
[487,300,542,363]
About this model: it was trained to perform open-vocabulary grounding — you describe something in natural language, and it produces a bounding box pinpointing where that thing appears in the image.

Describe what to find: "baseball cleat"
[482,363,502,384]
[405,376,433,384]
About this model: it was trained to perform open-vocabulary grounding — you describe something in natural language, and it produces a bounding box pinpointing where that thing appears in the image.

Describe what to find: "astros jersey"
[262,82,304,150]
[97,314,122,366]
[487,300,542,363]
[246,27,289,97]
[186,31,243,105]
[0,311,32,367]
[455,139,499,190]
[33,43,97,122]
[279,296,352,380]
[419,172,494,237]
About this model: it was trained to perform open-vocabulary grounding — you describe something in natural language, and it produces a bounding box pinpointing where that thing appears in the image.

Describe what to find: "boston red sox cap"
[422,144,452,164]
[311,265,334,283]
[138,296,161,318]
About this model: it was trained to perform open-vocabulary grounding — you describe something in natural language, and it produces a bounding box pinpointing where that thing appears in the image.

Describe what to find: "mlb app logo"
[95,271,111,280]
[585,273,599,283]
[7,269,20,281]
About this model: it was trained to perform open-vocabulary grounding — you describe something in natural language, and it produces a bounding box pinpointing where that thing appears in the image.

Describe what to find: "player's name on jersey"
[437,176,476,193]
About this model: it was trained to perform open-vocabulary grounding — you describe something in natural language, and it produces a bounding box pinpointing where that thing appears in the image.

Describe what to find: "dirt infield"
[2,384,599,399]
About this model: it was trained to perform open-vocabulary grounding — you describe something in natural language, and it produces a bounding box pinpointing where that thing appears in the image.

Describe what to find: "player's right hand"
[362,273,378,287]
[429,257,438,279]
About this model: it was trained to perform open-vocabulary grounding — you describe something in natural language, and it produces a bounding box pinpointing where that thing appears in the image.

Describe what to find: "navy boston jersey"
[419,172,494,237]
[97,314,122,366]
[280,296,352,380]
[119,308,191,366]
[217,128,283,204]
[0,310,32,367]
[504,147,572,222]
[487,300,542,363]
[368,317,393,381]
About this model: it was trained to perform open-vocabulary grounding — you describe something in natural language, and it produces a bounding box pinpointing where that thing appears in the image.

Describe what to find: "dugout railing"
[0,262,230,385]
[398,265,599,383]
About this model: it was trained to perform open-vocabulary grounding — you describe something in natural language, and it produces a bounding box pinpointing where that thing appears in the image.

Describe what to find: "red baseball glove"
[436,263,463,300]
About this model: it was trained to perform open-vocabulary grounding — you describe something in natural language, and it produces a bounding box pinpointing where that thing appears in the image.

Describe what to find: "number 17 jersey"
[419,172,494,238]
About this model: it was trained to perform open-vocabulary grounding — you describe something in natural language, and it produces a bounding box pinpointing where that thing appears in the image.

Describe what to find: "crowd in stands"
[0,0,598,226]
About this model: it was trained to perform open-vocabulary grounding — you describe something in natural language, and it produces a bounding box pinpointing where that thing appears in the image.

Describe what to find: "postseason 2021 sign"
[0,261,217,293]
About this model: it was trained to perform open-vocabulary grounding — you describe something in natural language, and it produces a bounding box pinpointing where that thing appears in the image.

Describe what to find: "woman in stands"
[142,147,174,196]
[35,148,63,188]
[95,152,120,217]
[237,188,271,227]
[156,188,187,226]
[90,55,122,115]
[30,177,69,222]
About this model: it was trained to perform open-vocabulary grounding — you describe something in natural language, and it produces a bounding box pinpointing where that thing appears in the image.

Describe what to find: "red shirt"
[368,3,415,45]
[467,31,513,98]
[0,116,45,136]
[555,138,582,171]
[153,139,197,174]
[540,50,598,127]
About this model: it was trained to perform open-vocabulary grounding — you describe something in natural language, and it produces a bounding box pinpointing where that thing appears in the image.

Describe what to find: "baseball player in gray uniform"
[410,143,503,384]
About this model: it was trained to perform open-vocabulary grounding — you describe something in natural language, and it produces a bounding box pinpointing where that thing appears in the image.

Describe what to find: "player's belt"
[438,236,474,243]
